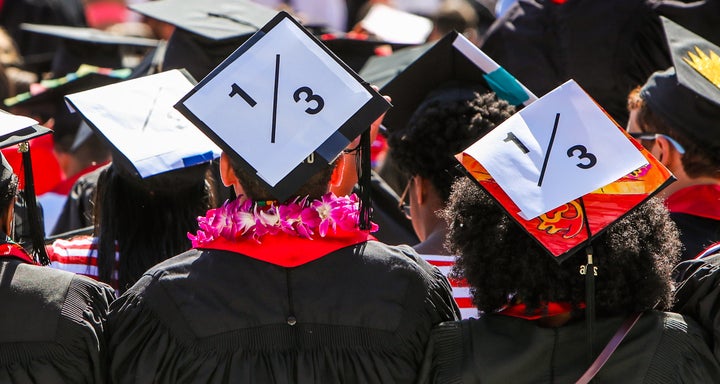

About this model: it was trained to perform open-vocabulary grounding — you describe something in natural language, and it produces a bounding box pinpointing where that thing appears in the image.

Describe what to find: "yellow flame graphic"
[683,46,720,88]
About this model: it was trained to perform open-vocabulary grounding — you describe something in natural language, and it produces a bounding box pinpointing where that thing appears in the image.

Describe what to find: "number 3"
[293,86,324,115]
[567,145,597,169]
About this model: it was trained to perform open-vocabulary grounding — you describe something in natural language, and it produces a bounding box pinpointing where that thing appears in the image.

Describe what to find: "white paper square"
[0,113,38,136]
[65,69,221,178]
[463,80,648,219]
[181,17,373,187]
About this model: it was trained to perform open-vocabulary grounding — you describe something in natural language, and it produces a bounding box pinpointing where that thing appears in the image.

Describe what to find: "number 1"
[503,132,529,154]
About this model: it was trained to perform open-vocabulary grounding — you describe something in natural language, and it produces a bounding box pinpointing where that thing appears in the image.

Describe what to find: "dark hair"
[0,173,18,212]
[228,156,336,202]
[442,177,680,316]
[94,163,215,292]
[0,173,18,231]
[388,90,515,202]
[635,95,720,178]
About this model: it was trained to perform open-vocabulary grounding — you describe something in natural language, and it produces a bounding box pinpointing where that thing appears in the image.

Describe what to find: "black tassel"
[19,144,49,265]
[356,130,372,230]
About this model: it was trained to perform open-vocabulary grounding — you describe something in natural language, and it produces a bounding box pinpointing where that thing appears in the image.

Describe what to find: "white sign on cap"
[0,113,38,136]
[463,80,648,220]
[180,15,374,187]
[65,69,221,178]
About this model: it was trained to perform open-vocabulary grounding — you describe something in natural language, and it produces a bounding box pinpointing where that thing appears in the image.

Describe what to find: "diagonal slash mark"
[141,86,163,132]
[537,112,560,187]
[271,54,280,143]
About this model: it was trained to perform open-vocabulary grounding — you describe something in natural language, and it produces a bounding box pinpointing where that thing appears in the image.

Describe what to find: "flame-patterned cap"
[640,17,720,146]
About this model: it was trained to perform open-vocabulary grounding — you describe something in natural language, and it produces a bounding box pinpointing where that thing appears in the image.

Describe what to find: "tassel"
[19,143,49,265]
[356,130,372,230]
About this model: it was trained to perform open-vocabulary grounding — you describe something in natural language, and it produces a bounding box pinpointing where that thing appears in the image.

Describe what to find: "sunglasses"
[628,132,686,155]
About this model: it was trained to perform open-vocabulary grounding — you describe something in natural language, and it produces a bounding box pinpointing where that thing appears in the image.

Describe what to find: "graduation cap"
[379,31,537,134]
[175,12,391,227]
[456,80,673,262]
[0,110,52,264]
[4,65,133,154]
[355,4,434,45]
[20,23,158,77]
[358,43,432,90]
[640,17,720,147]
[129,0,277,80]
[64,69,221,182]
[319,33,410,73]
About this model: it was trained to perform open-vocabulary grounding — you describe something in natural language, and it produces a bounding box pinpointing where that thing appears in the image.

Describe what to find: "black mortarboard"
[640,17,720,147]
[175,12,391,227]
[64,69,221,183]
[5,65,132,111]
[379,31,535,133]
[320,33,411,73]
[130,0,277,80]
[358,43,432,89]
[0,110,52,264]
[20,23,158,77]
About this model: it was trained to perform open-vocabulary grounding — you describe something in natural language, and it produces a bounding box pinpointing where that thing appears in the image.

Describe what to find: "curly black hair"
[388,89,515,202]
[442,177,681,316]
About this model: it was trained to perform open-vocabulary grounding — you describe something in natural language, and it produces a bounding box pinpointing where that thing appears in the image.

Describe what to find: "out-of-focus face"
[627,107,658,157]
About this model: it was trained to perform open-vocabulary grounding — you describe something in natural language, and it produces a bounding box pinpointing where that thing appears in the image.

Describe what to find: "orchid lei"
[189,192,378,247]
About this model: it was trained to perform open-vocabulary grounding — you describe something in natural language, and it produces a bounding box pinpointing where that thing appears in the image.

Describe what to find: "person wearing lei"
[106,113,460,382]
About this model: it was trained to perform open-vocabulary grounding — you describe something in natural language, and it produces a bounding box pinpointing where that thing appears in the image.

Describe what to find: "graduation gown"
[422,311,720,383]
[107,239,459,383]
[0,243,115,383]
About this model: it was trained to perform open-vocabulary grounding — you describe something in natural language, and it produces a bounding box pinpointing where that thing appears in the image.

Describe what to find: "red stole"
[0,242,37,265]
[195,229,375,268]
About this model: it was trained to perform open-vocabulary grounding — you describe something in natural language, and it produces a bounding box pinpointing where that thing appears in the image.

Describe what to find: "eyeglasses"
[397,178,413,220]
[628,132,686,155]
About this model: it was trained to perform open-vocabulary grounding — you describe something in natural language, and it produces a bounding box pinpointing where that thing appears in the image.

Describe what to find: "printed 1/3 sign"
[180,15,374,187]
[462,80,648,220]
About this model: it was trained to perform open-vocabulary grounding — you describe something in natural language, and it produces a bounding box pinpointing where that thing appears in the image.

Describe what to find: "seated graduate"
[46,70,218,294]
[0,112,114,383]
[419,79,720,383]
[625,18,720,261]
[106,12,459,383]
[379,32,523,319]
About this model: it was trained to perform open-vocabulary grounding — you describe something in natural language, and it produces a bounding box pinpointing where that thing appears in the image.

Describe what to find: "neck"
[413,219,449,255]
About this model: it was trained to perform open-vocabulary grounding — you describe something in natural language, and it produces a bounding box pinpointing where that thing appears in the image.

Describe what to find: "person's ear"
[330,154,346,188]
[654,135,673,166]
[413,176,428,205]
[219,153,238,188]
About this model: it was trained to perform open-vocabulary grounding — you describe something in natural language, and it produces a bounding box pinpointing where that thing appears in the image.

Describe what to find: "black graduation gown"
[422,311,720,383]
[106,240,459,383]
[0,257,115,383]
[671,212,720,261]
[674,253,720,361]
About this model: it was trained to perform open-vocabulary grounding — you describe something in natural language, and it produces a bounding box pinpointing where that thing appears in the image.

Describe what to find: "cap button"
[287,316,297,326]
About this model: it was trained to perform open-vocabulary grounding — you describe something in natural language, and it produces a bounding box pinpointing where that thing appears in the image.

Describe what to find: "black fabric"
[480,0,672,127]
[0,258,114,382]
[50,164,106,236]
[671,212,720,261]
[650,0,720,46]
[674,253,720,362]
[422,311,720,383]
[107,241,458,383]
[0,0,86,74]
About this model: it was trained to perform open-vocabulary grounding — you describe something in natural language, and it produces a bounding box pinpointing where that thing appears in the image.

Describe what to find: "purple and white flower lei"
[189,192,377,247]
